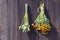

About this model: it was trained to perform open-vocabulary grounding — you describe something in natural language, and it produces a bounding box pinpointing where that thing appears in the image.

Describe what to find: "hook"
[37,7,41,13]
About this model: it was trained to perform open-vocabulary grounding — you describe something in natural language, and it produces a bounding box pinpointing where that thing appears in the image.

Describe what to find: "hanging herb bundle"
[19,3,30,32]
[32,2,51,34]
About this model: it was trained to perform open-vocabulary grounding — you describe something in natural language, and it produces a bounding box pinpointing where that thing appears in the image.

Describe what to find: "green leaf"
[35,2,50,26]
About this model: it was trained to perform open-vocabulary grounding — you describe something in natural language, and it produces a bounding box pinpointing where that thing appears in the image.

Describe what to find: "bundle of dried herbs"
[32,2,51,34]
[19,3,30,32]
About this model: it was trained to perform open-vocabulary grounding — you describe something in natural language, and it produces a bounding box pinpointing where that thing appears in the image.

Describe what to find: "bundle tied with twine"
[19,3,30,32]
[32,2,51,34]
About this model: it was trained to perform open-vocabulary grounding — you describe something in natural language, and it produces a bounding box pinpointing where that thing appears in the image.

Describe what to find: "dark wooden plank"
[18,0,30,40]
[18,0,60,40]
[38,0,60,40]
[18,0,40,40]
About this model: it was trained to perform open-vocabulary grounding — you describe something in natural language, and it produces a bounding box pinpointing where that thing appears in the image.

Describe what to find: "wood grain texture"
[0,0,8,40]
[7,0,18,40]
[0,0,18,40]
[18,0,60,40]
[0,0,60,40]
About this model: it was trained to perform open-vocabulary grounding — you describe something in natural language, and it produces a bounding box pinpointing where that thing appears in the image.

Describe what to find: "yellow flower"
[40,25,49,34]
[41,27,46,32]
[36,27,41,30]
[31,23,37,29]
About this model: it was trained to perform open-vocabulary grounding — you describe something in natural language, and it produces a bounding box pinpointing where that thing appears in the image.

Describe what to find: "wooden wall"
[0,0,60,40]
[0,0,18,40]
[18,0,60,40]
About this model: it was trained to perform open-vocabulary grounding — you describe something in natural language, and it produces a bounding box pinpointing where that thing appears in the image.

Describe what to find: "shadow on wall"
[28,6,59,40]
[37,7,59,40]
[28,6,37,40]
[27,1,41,40]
